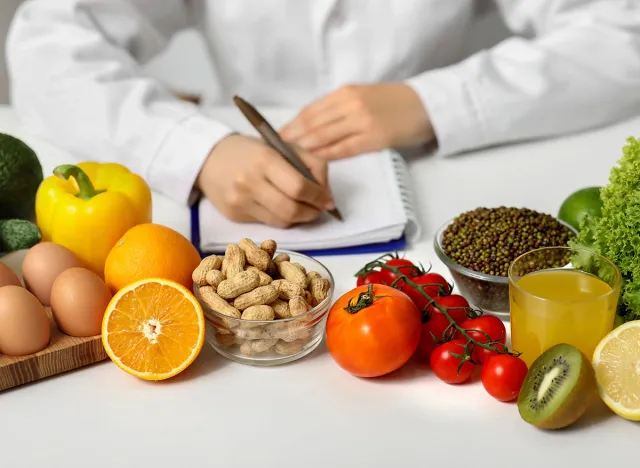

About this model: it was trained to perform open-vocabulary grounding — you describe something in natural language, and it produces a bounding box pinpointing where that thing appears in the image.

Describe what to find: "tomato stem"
[356,258,510,358]
[344,284,387,314]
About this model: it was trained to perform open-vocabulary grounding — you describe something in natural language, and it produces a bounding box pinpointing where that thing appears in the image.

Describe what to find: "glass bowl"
[433,218,577,318]
[193,250,335,366]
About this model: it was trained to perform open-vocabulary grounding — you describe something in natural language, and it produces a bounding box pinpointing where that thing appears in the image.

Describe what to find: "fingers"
[308,135,374,160]
[263,151,334,211]
[289,142,329,186]
[250,178,322,228]
[292,117,363,153]
[280,91,346,141]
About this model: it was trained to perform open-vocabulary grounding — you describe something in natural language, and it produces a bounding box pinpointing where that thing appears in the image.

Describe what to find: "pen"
[232,95,343,222]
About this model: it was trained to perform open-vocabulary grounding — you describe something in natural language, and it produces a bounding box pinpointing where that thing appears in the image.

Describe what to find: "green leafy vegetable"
[570,136,640,324]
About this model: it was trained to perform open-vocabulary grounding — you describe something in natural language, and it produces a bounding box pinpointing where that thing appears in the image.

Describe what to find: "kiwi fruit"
[517,343,597,429]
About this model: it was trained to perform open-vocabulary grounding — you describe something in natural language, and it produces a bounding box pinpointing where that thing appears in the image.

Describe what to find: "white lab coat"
[6,0,640,207]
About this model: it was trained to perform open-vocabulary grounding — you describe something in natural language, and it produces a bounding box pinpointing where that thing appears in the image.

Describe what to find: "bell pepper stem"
[53,164,105,200]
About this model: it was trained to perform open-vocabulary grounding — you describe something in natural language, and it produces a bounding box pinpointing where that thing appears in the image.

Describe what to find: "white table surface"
[1,105,639,467]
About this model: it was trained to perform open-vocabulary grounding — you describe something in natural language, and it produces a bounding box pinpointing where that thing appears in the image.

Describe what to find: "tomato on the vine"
[458,315,507,362]
[426,294,470,325]
[474,342,507,365]
[481,354,529,402]
[414,311,454,362]
[379,258,420,286]
[400,272,451,311]
[356,270,387,286]
[430,339,475,384]
[326,284,421,378]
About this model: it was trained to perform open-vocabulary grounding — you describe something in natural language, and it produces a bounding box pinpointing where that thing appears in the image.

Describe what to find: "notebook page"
[199,149,408,251]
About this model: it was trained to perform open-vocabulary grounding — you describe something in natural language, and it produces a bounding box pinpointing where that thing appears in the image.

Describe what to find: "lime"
[558,186,603,231]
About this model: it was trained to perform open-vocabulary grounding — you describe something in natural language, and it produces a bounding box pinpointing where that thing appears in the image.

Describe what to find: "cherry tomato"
[458,315,507,362]
[356,271,387,286]
[400,273,451,311]
[379,258,420,286]
[326,284,421,378]
[474,342,508,365]
[430,339,475,384]
[481,354,529,402]
[414,311,455,363]
[426,294,470,325]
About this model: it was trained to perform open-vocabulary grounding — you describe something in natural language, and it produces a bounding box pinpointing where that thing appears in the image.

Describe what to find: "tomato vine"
[354,253,517,364]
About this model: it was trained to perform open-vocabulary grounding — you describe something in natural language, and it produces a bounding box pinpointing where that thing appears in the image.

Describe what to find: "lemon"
[592,320,640,421]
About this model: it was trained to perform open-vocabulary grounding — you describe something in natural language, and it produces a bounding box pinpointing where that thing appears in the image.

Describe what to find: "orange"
[101,277,205,380]
[104,223,201,293]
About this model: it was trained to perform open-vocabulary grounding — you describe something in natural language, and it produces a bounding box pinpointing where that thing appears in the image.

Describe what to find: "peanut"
[205,269,225,289]
[292,262,307,274]
[224,244,246,278]
[273,253,290,264]
[234,285,278,310]
[198,286,241,319]
[241,304,275,321]
[240,341,258,357]
[252,338,278,353]
[260,239,277,258]
[215,333,236,348]
[271,298,291,319]
[217,270,260,299]
[239,238,271,271]
[235,326,270,340]
[192,255,223,286]
[221,257,228,276]
[290,295,311,317]
[306,271,322,283]
[304,290,313,305]
[310,277,330,306]
[271,279,304,300]
[246,266,273,286]
[275,339,305,355]
[277,261,307,288]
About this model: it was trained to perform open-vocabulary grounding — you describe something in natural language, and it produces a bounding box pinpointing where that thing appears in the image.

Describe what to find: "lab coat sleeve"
[406,0,640,156]
[6,0,234,207]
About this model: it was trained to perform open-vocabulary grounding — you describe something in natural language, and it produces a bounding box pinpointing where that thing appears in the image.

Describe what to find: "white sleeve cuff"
[406,65,488,157]
[147,114,234,207]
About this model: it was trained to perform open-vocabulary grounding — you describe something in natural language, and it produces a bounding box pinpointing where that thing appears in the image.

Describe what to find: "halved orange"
[101,278,205,381]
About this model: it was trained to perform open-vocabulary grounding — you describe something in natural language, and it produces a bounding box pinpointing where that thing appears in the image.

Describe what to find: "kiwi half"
[517,343,597,429]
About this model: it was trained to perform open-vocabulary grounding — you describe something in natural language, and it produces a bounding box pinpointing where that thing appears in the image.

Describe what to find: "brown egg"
[0,285,51,356]
[0,262,21,288]
[22,242,82,306]
[50,267,112,337]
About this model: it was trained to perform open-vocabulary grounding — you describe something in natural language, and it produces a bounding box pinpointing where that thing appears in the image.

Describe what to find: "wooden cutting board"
[0,250,109,392]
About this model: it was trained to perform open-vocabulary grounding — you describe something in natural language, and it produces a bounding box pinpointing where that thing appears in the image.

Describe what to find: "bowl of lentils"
[433,207,577,318]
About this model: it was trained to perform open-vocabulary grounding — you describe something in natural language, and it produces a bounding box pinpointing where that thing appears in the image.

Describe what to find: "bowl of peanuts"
[192,238,335,366]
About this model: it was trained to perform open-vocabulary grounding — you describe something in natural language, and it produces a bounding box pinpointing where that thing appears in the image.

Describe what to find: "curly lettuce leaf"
[572,137,640,324]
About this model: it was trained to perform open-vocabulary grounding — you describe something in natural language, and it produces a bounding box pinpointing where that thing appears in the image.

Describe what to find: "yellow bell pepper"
[35,162,152,277]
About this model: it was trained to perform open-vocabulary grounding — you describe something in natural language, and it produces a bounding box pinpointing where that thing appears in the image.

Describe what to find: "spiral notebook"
[192,106,422,256]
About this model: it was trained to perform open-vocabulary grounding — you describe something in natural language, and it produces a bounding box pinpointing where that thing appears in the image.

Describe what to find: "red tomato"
[400,273,451,311]
[458,315,507,361]
[429,339,475,384]
[481,354,529,402]
[426,294,470,325]
[326,284,421,378]
[474,342,508,365]
[356,270,387,286]
[414,311,455,362]
[379,258,420,286]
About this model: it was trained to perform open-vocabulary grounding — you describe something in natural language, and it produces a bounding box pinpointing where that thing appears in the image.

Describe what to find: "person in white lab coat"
[6,1,640,228]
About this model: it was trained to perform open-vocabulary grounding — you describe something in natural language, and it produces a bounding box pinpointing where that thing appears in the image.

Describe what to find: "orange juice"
[510,268,617,367]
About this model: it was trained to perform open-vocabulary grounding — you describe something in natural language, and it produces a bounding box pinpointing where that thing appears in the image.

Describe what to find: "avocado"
[0,219,41,252]
[0,132,44,219]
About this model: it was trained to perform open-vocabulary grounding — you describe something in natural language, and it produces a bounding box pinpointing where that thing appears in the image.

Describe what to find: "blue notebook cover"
[190,203,407,258]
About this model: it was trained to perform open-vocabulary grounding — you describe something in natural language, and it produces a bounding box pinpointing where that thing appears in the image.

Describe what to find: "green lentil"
[442,207,574,276]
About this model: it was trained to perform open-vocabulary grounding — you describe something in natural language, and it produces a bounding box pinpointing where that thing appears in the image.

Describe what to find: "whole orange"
[104,223,201,293]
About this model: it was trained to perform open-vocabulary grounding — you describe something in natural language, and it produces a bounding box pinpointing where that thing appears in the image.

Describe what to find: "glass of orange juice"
[508,246,621,367]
